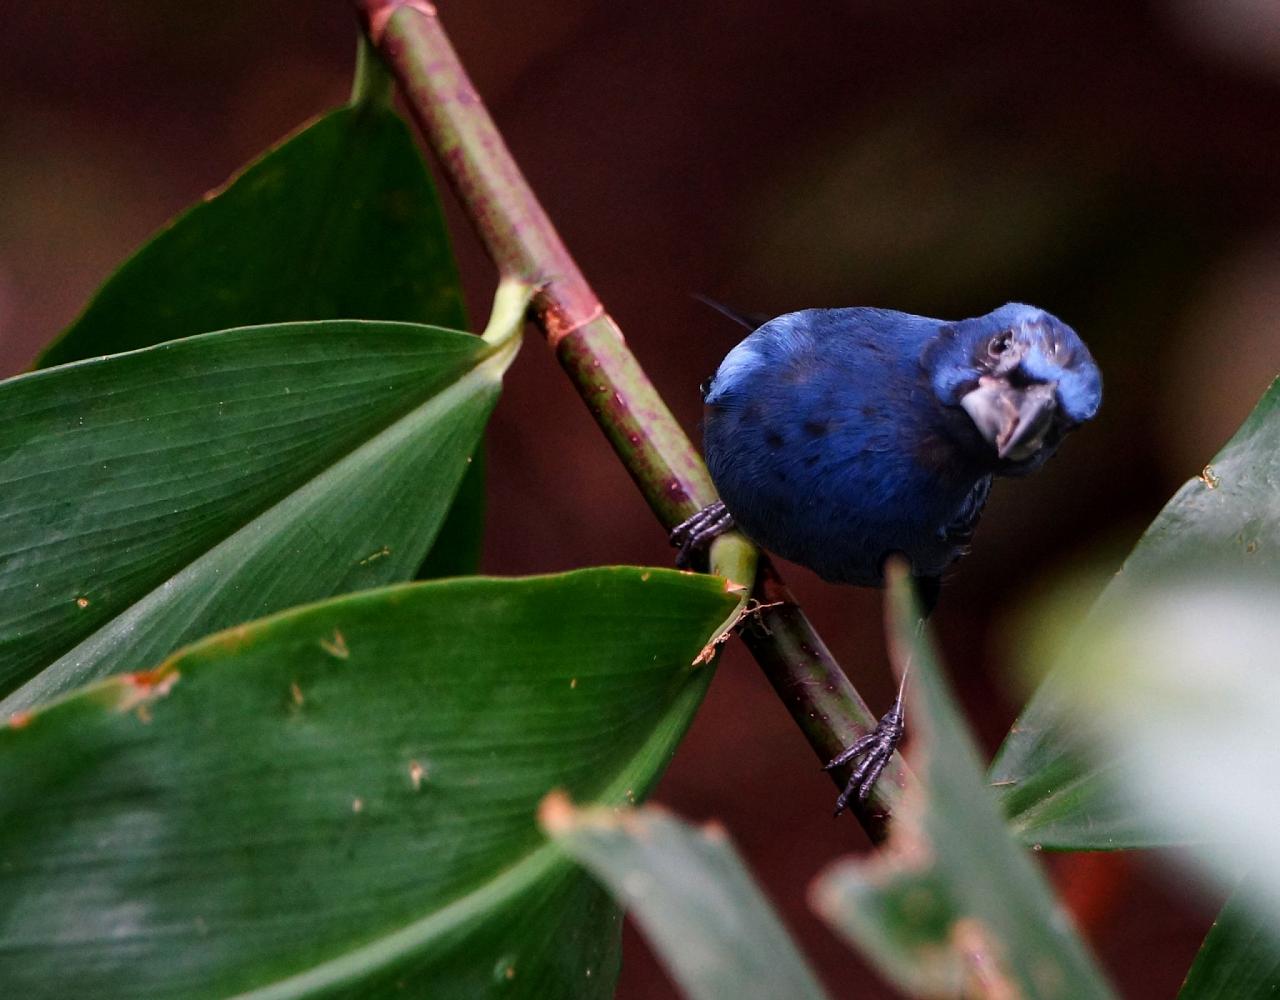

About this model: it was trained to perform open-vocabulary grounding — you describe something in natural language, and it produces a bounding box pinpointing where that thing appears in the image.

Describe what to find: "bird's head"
[924,303,1101,475]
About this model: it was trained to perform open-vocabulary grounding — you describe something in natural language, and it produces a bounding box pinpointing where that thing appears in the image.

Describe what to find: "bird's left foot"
[670,501,735,569]
[824,698,905,816]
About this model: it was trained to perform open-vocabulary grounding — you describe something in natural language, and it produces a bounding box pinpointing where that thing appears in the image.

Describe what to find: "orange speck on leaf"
[121,668,180,715]
[320,630,350,660]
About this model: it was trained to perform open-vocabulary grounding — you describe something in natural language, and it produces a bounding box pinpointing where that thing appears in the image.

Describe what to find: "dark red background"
[6,2,1280,996]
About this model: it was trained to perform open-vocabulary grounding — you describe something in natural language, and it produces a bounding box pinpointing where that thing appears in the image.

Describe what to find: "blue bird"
[671,302,1101,813]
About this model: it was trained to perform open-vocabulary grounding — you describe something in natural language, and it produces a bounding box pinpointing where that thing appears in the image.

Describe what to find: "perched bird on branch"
[672,302,1101,813]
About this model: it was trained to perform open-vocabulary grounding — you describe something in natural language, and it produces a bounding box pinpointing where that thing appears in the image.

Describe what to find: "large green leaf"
[541,796,831,1000]
[0,567,739,998]
[1180,886,1280,999]
[991,378,1280,849]
[31,88,483,581]
[0,282,527,713]
[36,102,464,367]
[811,566,1116,999]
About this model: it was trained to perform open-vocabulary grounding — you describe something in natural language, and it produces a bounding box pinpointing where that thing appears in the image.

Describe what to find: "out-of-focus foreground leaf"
[810,565,1116,999]
[30,90,484,582]
[1179,886,1280,999]
[540,795,831,1000]
[990,378,1280,849]
[1026,578,1280,926]
[0,567,740,998]
[0,281,527,714]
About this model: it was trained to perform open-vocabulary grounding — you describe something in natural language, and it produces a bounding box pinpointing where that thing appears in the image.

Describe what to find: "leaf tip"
[699,818,730,843]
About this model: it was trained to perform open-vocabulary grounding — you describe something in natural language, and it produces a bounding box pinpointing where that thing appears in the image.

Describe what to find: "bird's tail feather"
[692,294,769,331]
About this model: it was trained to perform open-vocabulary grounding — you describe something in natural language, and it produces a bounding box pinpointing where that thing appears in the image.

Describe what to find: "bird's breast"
[703,379,980,585]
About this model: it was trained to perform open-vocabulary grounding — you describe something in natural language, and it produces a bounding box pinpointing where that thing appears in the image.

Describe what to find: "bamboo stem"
[354,0,907,838]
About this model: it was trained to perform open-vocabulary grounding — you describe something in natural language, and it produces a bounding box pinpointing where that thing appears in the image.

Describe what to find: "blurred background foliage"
[4,2,1280,996]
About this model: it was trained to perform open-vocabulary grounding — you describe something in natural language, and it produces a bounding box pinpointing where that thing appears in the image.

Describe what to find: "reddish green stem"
[354,0,906,838]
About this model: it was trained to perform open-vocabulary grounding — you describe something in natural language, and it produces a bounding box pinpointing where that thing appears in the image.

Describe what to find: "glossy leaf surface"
[0,312,517,712]
[30,97,483,582]
[542,796,831,1000]
[0,567,739,998]
[811,567,1116,999]
[36,102,465,368]
[991,379,1280,849]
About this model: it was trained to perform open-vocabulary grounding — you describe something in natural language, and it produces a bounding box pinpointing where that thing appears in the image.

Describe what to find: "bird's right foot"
[670,501,735,569]
[824,697,905,816]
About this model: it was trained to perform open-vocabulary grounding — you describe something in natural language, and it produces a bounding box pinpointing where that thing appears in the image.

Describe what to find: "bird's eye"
[988,334,1011,358]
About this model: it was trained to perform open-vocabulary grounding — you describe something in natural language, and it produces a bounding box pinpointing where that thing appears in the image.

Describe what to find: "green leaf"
[36,103,465,368]
[0,567,740,998]
[1027,577,1280,923]
[32,95,483,580]
[0,281,528,713]
[991,378,1280,849]
[540,796,831,1000]
[415,444,487,579]
[1180,887,1280,999]
[810,565,1117,999]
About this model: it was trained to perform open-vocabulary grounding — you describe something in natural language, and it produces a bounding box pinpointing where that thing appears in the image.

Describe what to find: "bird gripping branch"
[672,302,1101,812]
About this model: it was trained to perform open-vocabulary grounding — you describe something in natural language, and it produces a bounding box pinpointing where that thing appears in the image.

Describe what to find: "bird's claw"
[670,501,735,569]
[826,698,905,816]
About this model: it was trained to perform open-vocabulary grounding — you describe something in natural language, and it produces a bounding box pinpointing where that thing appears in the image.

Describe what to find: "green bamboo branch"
[353,0,907,839]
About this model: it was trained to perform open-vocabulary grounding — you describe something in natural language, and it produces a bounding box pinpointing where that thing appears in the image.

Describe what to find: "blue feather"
[701,304,1100,586]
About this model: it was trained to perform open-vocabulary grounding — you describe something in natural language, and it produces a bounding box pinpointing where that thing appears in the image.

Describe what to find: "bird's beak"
[960,376,1058,461]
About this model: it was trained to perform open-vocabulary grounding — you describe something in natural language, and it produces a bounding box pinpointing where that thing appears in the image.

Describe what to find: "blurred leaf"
[991,378,1280,849]
[1030,578,1280,923]
[33,97,482,580]
[1180,886,1280,999]
[540,796,831,1000]
[0,280,528,713]
[0,567,740,998]
[811,565,1116,999]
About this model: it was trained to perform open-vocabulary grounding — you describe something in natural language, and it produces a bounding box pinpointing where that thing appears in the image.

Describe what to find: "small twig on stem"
[354,0,908,839]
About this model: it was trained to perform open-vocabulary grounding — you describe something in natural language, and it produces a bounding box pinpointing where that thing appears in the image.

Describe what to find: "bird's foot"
[824,697,905,816]
[670,501,735,569]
